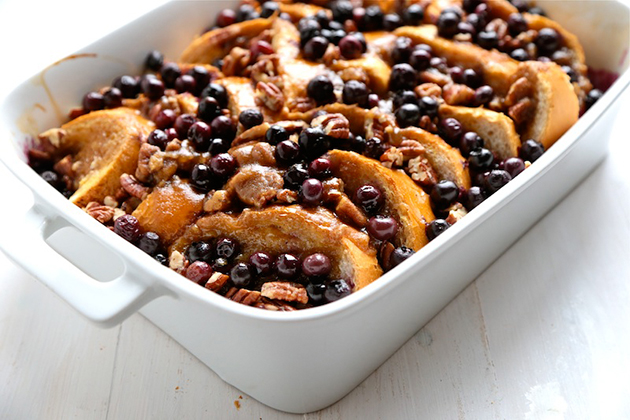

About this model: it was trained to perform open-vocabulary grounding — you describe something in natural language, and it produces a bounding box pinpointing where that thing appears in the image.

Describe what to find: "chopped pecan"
[28,148,53,165]
[415,83,442,98]
[103,196,118,208]
[255,298,297,311]
[112,208,126,222]
[508,98,534,125]
[250,54,283,88]
[275,120,308,134]
[120,173,150,200]
[445,203,468,225]
[311,113,350,139]
[225,288,261,306]
[505,77,532,107]
[380,147,404,168]
[169,250,187,273]
[135,143,161,183]
[322,177,344,203]
[338,67,370,84]
[287,96,317,113]
[38,128,65,150]
[53,154,74,177]
[486,18,508,40]
[165,139,182,152]
[276,188,299,204]
[442,83,476,106]
[222,47,251,77]
[84,202,115,224]
[121,197,142,214]
[322,44,341,66]
[260,282,308,304]
[418,115,438,132]
[148,95,181,121]
[226,165,284,208]
[256,81,285,112]
[205,272,230,292]
[398,140,426,160]
[379,241,395,270]
[204,190,233,212]
[335,195,368,228]
[407,156,438,188]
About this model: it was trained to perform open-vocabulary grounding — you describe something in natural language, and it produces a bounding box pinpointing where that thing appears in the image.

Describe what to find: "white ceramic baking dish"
[0,0,628,413]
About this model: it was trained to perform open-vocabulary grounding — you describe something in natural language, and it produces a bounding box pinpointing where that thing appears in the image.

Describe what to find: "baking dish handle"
[0,202,163,328]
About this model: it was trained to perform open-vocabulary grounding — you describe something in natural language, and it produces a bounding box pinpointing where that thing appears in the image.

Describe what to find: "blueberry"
[342,80,369,106]
[145,50,164,71]
[367,216,398,241]
[260,1,280,18]
[266,125,289,145]
[474,85,494,106]
[437,11,461,38]
[103,88,122,109]
[308,157,332,179]
[468,147,495,171]
[324,279,351,302]
[302,253,332,277]
[439,118,463,145]
[298,127,330,159]
[426,219,451,241]
[216,9,237,27]
[339,35,364,59]
[500,157,526,178]
[239,108,264,129]
[410,48,432,71]
[200,83,228,108]
[404,4,424,25]
[388,246,415,269]
[275,140,301,165]
[160,62,181,88]
[185,261,213,285]
[215,237,239,260]
[301,178,324,205]
[210,153,237,178]
[483,169,512,195]
[536,28,561,53]
[354,184,383,215]
[585,89,603,109]
[138,232,161,256]
[391,36,413,64]
[510,48,530,62]
[275,253,300,279]
[306,282,328,305]
[231,263,253,288]
[197,96,222,122]
[459,131,484,156]
[249,252,273,276]
[148,129,169,150]
[331,0,353,22]
[519,139,544,162]
[477,31,498,49]
[389,63,417,92]
[418,96,439,117]
[114,214,141,243]
[393,90,417,110]
[191,163,215,191]
[283,163,309,189]
[187,241,213,263]
[463,186,486,210]
[430,180,459,210]
[507,13,528,36]
[307,75,335,104]
[188,121,212,151]
[395,103,421,127]
[303,36,329,61]
[112,75,139,98]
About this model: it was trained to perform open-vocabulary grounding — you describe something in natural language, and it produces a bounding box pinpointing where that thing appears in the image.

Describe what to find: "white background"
[1,1,630,419]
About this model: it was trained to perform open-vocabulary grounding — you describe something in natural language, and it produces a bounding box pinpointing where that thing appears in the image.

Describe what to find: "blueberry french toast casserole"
[27,0,605,310]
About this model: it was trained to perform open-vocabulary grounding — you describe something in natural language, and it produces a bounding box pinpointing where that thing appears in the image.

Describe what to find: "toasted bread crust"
[171,205,383,290]
[328,150,435,251]
[58,108,154,207]
[439,105,521,160]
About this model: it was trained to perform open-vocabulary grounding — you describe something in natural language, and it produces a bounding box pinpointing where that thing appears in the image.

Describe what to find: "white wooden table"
[1,1,630,418]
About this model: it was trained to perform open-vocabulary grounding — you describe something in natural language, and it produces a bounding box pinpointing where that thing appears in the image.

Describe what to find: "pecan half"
[415,83,442,98]
[335,195,368,228]
[222,47,251,77]
[398,140,426,160]
[380,147,404,168]
[250,54,283,88]
[233,122,270,146]
[255,298,297,311]
[256,81,285,112]
[135,143,161,183]
[84,202,115,224]
[338,67,370,84]
[508,98,534,125]
[120,173,150,200]
[226,165,284,208]
[418,115,437,132]
[311,113,350,139]
[225,288,261,306]
[205,272,230,292]
[505,77,532,107]
[442,83,476,106]
[260,282,308,304]
[407,156,438,188]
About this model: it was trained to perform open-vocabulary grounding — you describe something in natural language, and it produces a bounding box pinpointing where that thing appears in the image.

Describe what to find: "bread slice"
[438,104,521,160]
[515,61,579,149]
[327,150,435,251]
[329,55,392,96]
[171,205,383,291]
[133,176,205,244]
[279,2,331,21]
[180,18,273,64]
[55,108,154,207]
